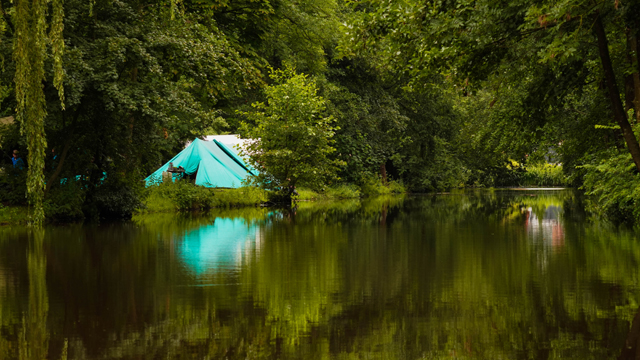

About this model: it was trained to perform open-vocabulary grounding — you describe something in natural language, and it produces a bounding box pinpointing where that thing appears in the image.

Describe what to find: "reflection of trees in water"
[524,205,565,265]
[620,306,640,359]
[1,191,640,359]
[18,230,50,360]
[0,240,15,357]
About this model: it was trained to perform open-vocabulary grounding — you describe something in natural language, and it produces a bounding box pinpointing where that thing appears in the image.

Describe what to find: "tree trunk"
[594,14,640,172]
[44,141,71,196]
[380,163,387,185]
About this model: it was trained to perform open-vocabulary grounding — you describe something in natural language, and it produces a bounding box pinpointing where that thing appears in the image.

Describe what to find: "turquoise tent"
[145,138,255,188]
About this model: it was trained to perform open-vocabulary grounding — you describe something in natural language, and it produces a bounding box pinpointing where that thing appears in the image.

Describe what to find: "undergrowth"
[296,185,361,201]
[359,175,406,196]
[520,163,568,187]
[296,178,405,201]
[0,204,29,225]
[581,151,640,223]
[326,184,362,199]
[473,160,568,188]
[44,180,85,221]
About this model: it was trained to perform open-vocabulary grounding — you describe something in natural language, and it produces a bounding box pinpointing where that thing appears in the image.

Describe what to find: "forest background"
[0,0,638,223]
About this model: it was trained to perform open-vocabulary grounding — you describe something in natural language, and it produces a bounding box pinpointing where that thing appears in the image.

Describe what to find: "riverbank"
[296,180,406,201]
[2,183,573,227]
[0,179,406,225]
[140,179,407,213]
[139,183,269,213]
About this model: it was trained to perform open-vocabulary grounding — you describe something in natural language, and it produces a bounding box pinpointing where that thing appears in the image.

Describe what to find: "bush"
[357,175,407,196]
[141,181,216,212]
[294,184,361,202]
[44,180,85,221]
[295,188,320,201]
[358,175,402,195]
[0,204,29,225]
[0,167,27,205]
[359,174,390,196]
[143,187,177,212]
[388,180,407,194]
[466,160,525,188]
[213,186,268,207]
[520,163,568,187]
[469,160,568,188]
[581,151,640,223]
[325,184,361,199]
[90,182,144,219]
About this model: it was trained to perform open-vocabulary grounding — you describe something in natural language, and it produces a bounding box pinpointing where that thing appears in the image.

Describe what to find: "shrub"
[0,204,29,225]
[521,163,568,187]
[295,188,320,201]
[359,174,391,196]
[143,187,177,212]
[388,180,407,194]
[294,184,361,202]
[357,175,407,196]
[212,187,268,207]
[581,151,640,223]
[0,167,28,205]
[90,182,144,219]
[325,184,361,199]
[44,180,85,221]
[141,180,216,212]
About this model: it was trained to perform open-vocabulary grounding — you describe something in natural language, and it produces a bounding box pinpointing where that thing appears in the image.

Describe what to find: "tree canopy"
[0,0,638,221]
[239,66,343,201]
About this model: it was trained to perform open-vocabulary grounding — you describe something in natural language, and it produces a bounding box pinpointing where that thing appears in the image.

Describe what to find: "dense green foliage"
[340,0,640,221]
[295,179,406,200]
[582,151,640,222]
[0,0,638,222]
[12,0,65,225]
[239,66,343,201]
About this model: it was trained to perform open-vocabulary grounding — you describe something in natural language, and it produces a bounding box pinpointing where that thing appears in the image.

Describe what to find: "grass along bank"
[139,181,268,213]
[142,176,407,213]
[296,179,406,201]
[0,178,408,223]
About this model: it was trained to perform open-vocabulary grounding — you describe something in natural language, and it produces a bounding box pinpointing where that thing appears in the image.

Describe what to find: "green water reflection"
[1,190,640,359]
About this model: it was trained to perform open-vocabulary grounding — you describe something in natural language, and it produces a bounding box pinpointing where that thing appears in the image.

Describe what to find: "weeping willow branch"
[14,0,64,225]
[50,0,65,109]
[171,0,181,19]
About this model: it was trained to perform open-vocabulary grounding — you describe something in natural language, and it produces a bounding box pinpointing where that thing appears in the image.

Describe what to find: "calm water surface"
[1,190,640,359]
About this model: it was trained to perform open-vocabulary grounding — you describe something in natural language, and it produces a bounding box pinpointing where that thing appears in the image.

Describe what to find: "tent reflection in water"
[144,135,255,188]
[179,218,260,275]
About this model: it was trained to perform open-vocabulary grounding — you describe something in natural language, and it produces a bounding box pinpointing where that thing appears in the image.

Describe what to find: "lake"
[1,190,639,359]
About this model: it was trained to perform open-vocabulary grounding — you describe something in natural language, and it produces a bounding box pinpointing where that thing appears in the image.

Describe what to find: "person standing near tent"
[12,150,24,170]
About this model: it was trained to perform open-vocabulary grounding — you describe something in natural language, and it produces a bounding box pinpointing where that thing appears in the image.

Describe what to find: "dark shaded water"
[1,190,640,359]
